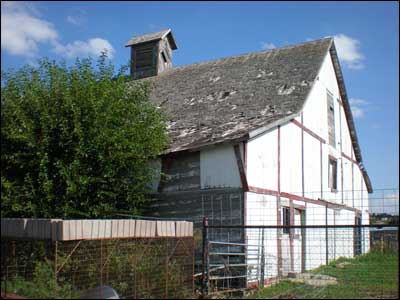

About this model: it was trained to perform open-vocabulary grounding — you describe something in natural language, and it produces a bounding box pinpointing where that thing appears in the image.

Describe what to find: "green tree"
[1,54,167,218]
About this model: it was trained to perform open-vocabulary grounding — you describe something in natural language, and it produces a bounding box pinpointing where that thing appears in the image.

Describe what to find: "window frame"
[328,156,338,192]
[327,90,336,148]
[282,207,291,234]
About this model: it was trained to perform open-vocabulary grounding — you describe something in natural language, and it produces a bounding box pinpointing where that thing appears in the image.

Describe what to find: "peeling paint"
[210,76,221,83]
[278,84,296,95]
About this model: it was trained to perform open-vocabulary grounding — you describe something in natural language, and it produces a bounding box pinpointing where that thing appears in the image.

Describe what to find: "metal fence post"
[202,217,209,298]
[260,228,265,288]
[325,204,329,265]
[54,241,58,300]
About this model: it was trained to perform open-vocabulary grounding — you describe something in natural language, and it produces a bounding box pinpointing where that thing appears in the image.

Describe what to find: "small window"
[282,207,290,234]
[327,91,336,147]
[161,51,168,64]
[328,157,338,191]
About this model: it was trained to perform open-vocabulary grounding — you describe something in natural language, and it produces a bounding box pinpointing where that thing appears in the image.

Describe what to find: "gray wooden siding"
[159,151,201,192]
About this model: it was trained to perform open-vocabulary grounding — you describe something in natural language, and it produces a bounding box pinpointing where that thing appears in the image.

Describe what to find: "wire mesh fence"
[199,188,399,299]
[1,237,194,299]
[203,224,398,297]
[1,188,398,299]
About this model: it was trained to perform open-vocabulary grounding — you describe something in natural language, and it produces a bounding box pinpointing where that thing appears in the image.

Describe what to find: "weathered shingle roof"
[144,38,332,153]
[125,28,177,49]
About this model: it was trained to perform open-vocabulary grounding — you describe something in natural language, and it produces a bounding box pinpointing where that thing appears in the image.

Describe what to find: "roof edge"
[248,113,300,140]
[328,42,373,193]
[162,135,249,155]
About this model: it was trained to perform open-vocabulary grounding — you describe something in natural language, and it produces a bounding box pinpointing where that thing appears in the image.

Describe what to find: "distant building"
[125,29,373,281]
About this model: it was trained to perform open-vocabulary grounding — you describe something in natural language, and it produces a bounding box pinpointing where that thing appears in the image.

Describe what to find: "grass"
[247,250,399,299]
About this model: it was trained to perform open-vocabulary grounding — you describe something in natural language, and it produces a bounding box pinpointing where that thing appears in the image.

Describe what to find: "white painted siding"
[247,128,278,191]
[200,145,241,188]
[301,50,369,212]
[246,192,278,281]
[305,203,328,270]
[334,209,355,259]
[280,123,302,195]
[303,133,321,197]
[241,48,371,282]
[303,52,341,145]
[361,211,370,254]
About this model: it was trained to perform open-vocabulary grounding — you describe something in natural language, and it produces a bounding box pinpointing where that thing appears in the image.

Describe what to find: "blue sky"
[1,1,399,211]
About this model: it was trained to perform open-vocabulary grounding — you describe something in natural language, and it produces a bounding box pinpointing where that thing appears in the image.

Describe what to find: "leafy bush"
[1,54,167,218]
[1,259,79,299]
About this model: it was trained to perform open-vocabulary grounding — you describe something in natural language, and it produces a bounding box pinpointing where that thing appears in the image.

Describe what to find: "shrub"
[1,54,167,218]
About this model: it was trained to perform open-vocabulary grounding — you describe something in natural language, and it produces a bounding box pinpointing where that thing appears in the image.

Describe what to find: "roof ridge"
[152,37,333,78]
[125,28,172,47]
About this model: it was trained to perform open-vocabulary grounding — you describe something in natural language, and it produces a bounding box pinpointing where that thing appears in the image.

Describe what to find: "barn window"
[282,207,291,234]
[327,90,336,147]
[161,51,168,64]
[328,157,338,191]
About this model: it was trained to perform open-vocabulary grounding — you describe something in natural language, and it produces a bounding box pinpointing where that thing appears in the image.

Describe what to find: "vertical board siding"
[200,144,242,188]
[160,151,200,192]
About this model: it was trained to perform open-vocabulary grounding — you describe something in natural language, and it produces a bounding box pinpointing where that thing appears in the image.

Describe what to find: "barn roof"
[125,28,177,49]
[133,37,372,192]
[144,38,332,152]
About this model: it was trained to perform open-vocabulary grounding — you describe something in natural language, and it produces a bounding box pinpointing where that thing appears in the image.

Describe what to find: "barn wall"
[304,203,328,270]
[335,209,356,258]
[303,131,322,197]
[159,151,201,192]
[246,192,278,281]
[244,50,372,278]
[200,144,242,188]
[301,51,369,210]
[247,128,278,190]
[145,188,244,227]
[361,210,370,254]
[143,188,245,265]
[280,123,302,195]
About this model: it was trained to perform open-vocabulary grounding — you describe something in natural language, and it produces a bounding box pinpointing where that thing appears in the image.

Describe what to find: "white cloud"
[351,106,365,118]
[66,9,87,26]
[349,98,369,119]
[261,42,276,50]
[333,34,365,70]
[349,98,368,106]
[54,38,115,59]
[66,15,81,26]
[1,2,114,60]
[349,99,367,118]
[1,1,58,57]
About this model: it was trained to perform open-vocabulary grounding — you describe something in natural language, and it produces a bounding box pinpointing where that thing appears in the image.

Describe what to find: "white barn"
[125,29,373,282]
